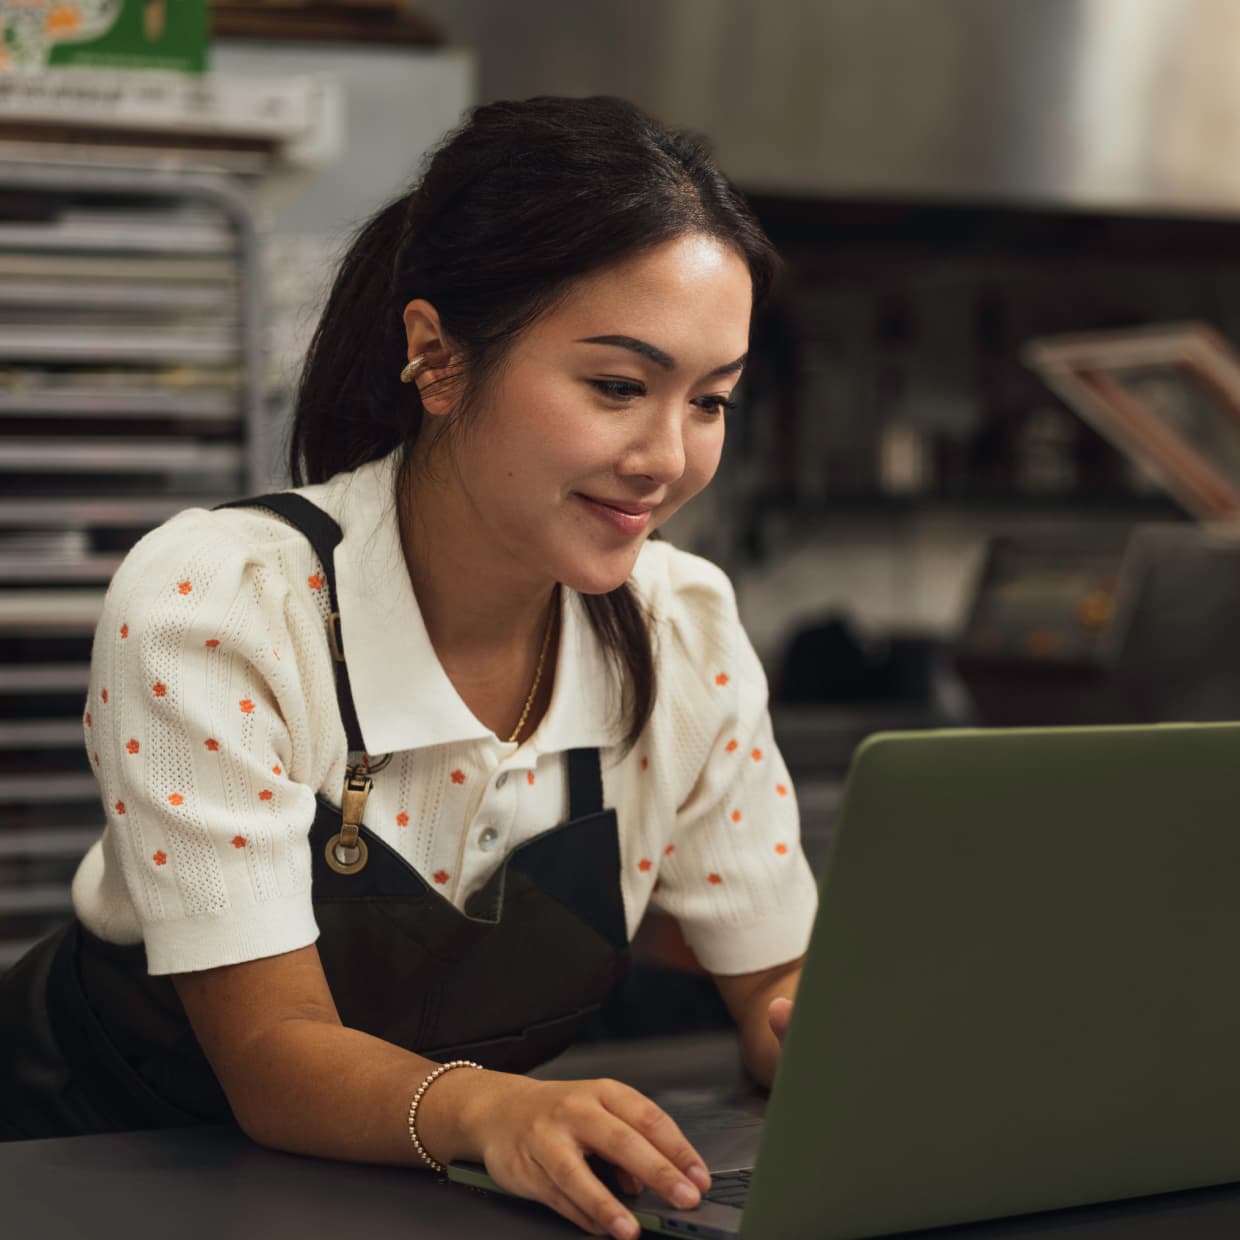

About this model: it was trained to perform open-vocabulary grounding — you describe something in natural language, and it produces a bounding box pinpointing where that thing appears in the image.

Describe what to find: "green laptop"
[449,722,1240,1237]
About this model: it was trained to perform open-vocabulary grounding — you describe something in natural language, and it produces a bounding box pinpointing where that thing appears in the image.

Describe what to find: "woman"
[0,96,817,1240]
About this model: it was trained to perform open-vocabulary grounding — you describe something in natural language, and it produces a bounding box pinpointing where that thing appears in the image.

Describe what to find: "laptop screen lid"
[742,722,1240,1239]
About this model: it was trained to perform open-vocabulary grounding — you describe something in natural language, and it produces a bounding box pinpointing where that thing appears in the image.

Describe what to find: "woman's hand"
[463,1073,712,1238]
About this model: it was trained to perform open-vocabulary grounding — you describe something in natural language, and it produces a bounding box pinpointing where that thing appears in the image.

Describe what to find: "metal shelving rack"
[0,162,265,968]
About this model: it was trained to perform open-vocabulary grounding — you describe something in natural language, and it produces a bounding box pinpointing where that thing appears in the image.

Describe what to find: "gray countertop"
[10,1033,1240,1239]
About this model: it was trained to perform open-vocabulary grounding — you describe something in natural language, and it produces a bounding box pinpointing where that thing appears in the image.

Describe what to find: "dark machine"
[955,525,1240,726]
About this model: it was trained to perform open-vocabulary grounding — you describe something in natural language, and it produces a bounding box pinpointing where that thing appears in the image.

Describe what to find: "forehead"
[531,235,753,363]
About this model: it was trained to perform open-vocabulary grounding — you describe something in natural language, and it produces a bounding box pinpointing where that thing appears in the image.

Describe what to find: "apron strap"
[566,747,604,819]
[215,492,366,754]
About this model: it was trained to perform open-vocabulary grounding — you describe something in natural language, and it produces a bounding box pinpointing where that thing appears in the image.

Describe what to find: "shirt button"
[495,772,508,790]
[478,826,499,851]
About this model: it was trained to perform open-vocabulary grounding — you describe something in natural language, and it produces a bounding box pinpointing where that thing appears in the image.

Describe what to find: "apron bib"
[0,492,630,1140]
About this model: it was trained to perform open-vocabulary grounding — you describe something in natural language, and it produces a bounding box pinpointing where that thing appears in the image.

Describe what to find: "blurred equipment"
[1024,323,1240,522]
[956,524,1240,726]
[779,614,940,709]
[210,1,441,45]
[956,322,1240,727]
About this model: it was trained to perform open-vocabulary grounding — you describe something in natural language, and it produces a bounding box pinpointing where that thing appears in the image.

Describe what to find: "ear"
[401,298,460,417]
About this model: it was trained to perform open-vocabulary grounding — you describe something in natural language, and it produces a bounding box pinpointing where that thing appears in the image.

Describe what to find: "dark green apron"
[0,493,630,1140]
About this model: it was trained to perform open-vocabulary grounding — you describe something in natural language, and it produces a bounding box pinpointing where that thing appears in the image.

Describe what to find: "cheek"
[682,423,726,494]
[501,381,604,469]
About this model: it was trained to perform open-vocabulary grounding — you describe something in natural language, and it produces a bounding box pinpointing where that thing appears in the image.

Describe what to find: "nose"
[619,405,686,485]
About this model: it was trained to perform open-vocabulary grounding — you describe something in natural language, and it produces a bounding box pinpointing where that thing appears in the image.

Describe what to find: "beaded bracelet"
[407,1059,484,1172]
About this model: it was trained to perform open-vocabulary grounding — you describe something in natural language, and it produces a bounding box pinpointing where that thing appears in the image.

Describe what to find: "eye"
[589,378,645,402]
[693,394,737,416]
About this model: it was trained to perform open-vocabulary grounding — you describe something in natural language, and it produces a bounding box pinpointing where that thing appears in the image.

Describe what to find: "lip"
[576,494,656,535]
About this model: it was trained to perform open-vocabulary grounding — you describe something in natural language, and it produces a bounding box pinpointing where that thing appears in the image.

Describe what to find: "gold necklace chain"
[507,589,558,744]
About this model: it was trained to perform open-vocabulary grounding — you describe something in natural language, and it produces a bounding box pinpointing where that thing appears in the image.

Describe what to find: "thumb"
[768,996,794,1044]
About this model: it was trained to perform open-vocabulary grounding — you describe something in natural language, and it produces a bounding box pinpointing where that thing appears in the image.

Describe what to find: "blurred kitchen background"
[5,0,1240,1022]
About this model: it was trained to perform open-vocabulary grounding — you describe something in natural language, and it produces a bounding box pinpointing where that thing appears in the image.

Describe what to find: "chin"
[560,547,643,596]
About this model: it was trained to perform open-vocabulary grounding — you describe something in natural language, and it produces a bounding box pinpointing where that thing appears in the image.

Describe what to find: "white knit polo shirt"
[72,448,818,978]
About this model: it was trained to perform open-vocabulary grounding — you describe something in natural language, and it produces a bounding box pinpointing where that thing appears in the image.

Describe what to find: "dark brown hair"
[289,95,781,749]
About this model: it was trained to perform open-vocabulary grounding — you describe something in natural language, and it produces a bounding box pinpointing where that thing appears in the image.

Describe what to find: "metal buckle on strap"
[325,766,371,875]
[328,611,345,663]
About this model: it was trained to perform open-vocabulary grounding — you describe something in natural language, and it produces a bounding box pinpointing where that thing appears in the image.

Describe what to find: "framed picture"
[1023,322,1240,521]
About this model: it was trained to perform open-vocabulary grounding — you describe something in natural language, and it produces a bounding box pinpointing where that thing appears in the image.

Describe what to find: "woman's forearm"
[226,1016,503,1168]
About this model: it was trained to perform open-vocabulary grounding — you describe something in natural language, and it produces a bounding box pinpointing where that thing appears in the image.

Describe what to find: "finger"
[768,996,794,1042]
[540,1181,609,1236]
[533,1144,641,1240]
[615,1168,643,1197]
[545,1190,608,1235]
[585,1106,704,1210]
[598,1081,711,1195]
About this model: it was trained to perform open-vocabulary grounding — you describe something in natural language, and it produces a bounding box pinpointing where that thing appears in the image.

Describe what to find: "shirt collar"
[314,448,623,757]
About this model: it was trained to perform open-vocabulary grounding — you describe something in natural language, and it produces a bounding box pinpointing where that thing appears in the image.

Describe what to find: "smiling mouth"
[582,496,656,515]
[576,494,656,534]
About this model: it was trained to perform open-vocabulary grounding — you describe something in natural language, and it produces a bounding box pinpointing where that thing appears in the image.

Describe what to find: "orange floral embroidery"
[100,688,108,704]
[774,843,789,856]
[638,858,653,872]
[232,836,248,849]
[308,573,325,591]
[115,801,125,814]
[731,809,742,823]
[272,764,282,776]
[258,789,273,802]
[205,738,220,751]
[725,738,739,753]
[120,623,129,639]
[450,769,466,785]
[396,811,409,827]
[707,872,723,884]
[152,682,167,698]
[153,851,167,866]
[775,783,788,797]
[715,673,729,687]
[433,870,450,885]
[664,844,675,856]
[205,639,220,649]
[751,748,763,762]
[177,581,192,595]
[168,793,184,806]
[239,699,255,714]
[126,738,140,754]
[527,771,536,786]
[84,712,91,727]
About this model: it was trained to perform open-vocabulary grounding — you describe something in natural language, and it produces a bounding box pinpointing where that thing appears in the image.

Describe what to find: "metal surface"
[427,0,1240,216]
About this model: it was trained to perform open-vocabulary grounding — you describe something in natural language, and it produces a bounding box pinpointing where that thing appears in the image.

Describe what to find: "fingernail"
[608,1215,639,1240]
[687,1163,711,1191]
[672,1181,699,1208]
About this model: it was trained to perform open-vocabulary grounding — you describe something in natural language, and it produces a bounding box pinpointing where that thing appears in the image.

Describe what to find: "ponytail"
[289,195,420,485]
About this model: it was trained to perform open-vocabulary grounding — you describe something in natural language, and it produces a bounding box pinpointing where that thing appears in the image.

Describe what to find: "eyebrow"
[576,335,747,379]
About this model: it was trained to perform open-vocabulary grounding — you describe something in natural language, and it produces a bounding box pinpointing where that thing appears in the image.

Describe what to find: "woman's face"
[442,233,753,596]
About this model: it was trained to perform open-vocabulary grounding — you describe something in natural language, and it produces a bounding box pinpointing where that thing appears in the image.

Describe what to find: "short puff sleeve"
[640,545,818,975]
[79,510,334,974]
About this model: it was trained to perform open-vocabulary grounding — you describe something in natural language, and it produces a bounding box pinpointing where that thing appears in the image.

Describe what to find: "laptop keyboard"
[701,1168,751,1209]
